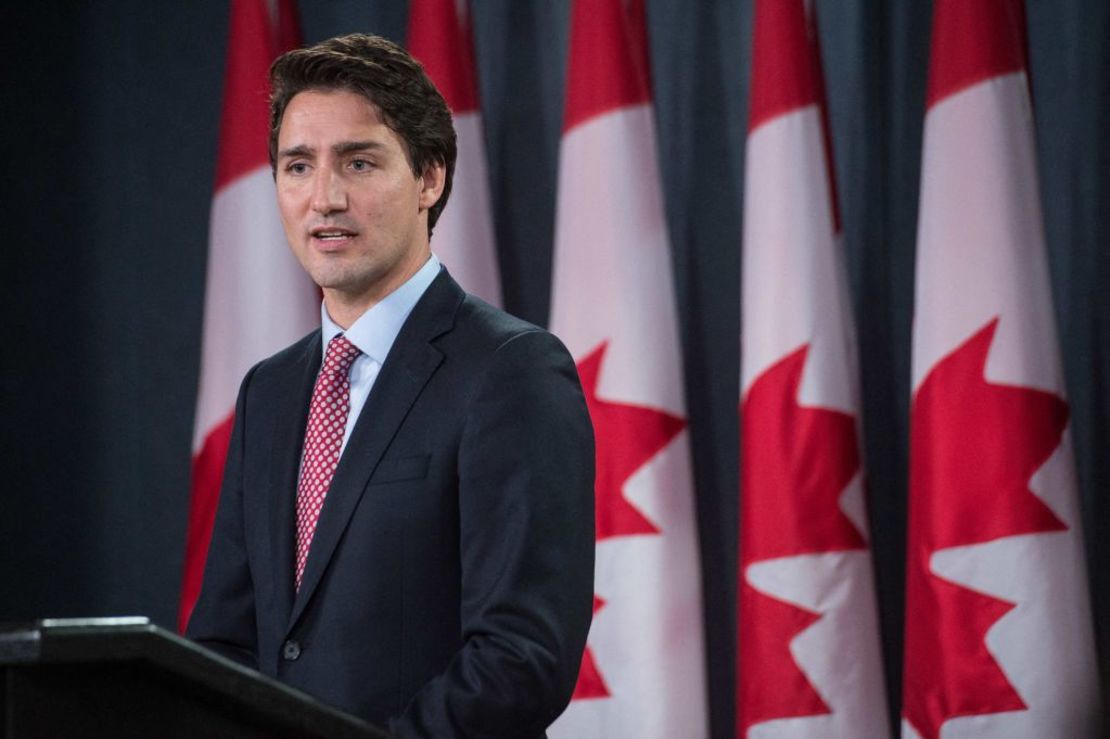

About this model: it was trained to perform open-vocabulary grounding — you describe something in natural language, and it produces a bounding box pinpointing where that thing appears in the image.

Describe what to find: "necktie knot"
[324,334,361,375]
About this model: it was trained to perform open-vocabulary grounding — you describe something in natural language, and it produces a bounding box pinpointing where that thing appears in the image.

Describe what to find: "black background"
[3,2,1108,736]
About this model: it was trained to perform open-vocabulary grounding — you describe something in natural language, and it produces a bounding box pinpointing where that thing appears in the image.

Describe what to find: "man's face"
[275,89,444,322]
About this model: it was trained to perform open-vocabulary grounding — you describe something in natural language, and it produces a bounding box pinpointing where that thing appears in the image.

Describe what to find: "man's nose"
[311,168,347,214]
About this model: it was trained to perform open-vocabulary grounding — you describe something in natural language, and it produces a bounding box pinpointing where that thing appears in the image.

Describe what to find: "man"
[187,34,596,739]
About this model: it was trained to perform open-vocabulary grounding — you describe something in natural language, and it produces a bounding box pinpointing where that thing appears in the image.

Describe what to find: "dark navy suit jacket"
[187,270,595,738]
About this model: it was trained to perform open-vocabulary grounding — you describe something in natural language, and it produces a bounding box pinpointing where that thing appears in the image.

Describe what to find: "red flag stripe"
[563,0,652,132]
[274,0,299,56]
[926,0,1027,109]
[748,0,822,132]
[408,0,480,114]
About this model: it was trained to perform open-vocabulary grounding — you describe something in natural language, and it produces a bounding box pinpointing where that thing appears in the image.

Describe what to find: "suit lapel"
[268,333,322,624]
[288,271,463,631]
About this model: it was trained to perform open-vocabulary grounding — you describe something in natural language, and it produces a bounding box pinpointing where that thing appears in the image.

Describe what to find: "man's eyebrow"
[278,141,385,160]
[333,140,384,155]
[278,144,314,160]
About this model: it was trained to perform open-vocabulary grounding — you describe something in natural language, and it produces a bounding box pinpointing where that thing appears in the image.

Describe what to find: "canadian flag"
[738,1,890,738]
[407,0,501,307]
[547,0,707,736]
[178,0,317,632]
[903,1,1101,737]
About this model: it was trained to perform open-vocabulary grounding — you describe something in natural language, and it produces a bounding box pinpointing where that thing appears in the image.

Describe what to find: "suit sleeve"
[389,330,596,739]
[184,364,260,669]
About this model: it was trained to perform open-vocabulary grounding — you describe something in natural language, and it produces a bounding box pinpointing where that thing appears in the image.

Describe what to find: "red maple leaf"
[577,342,685,542]
[903,319,1069,739]
[738,345,864,734]
[572,595,610,700]
[739,582,828,730]
[571,342,686,700]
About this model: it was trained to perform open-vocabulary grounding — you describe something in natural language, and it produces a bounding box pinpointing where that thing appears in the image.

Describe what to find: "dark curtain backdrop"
[3,2,1108,736]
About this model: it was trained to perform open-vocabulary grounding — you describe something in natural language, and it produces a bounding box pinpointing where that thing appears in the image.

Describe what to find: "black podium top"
[0,617,391,738]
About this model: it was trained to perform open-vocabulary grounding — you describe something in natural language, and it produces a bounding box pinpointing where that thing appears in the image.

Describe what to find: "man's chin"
[316,274,388,305]
[310,268,375,294]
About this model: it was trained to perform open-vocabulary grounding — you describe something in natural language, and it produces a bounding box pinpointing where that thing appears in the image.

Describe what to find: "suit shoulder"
[453,296,554,348]
[441,298,581,397]
[255,329,319,371]
[234,329,319,397]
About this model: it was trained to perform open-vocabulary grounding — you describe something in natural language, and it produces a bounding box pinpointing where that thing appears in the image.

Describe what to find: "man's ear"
[418,162,446,210]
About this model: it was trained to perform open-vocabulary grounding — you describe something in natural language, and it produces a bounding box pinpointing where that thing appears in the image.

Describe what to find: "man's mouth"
[312,228,357,241]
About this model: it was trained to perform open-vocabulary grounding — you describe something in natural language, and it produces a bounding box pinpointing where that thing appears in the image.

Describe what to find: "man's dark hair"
[269,33,456,235]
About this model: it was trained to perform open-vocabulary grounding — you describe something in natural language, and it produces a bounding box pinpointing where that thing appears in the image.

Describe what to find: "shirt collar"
[320,254,441,364]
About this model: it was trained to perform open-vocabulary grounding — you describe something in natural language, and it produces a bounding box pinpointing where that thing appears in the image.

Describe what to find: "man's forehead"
[278,89,390,144]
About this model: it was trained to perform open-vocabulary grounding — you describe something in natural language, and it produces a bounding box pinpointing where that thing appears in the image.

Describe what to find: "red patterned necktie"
[295,334,361,590]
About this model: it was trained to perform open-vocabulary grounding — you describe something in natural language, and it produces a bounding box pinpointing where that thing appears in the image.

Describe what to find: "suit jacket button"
[282,640,301,661]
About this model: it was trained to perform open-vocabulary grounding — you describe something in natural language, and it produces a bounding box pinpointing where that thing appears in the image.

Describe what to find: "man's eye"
[287,162,308,175]
[350,159,372,172]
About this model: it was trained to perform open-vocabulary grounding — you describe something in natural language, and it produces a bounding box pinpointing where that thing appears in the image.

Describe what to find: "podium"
[0,617,391,738]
